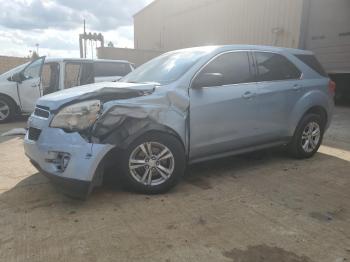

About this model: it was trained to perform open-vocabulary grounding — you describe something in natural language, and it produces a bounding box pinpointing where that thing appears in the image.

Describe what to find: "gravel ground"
[0,107,349,262]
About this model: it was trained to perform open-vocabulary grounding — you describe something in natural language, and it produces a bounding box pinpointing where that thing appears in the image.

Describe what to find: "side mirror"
[9,72,23,83]
[192,73,224,89]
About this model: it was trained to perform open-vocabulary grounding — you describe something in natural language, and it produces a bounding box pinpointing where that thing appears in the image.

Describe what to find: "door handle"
[293,84,302,92]
[31,84,38,88]
[242,91,255,99]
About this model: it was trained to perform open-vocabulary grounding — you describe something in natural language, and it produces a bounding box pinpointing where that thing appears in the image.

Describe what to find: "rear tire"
[288,113,324,159]
[0,95,16,123]
[119,132,186,194]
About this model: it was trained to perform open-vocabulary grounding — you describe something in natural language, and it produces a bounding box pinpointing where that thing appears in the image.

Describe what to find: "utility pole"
[83,20,86,58]
[79,19,104,58]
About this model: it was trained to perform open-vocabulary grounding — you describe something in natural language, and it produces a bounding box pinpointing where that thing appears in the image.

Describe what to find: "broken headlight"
[50,100,101,131]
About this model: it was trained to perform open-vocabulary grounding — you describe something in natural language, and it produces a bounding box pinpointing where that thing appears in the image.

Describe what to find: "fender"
[288,89,332,136]
[0,82,21,110]
[92,108,188,155]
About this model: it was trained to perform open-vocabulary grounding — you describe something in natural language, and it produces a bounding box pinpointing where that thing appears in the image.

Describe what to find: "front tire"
[288,113,324,159]
[0,96,16,123]
[119,132,186,194]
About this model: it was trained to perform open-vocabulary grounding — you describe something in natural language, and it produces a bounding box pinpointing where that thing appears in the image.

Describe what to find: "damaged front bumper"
[23,115,114,199]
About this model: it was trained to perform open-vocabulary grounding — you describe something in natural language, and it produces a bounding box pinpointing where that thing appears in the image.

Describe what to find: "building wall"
[97,47,163,67]
[302,0,350,73]
[134,0,304,51]
[0,56,29,74]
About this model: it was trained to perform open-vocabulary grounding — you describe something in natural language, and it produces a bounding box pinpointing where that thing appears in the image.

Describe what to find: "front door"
[189,51,259,160]
[18,57,45,112]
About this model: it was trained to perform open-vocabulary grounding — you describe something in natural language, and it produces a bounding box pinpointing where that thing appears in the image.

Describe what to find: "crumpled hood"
[37,81,156,111]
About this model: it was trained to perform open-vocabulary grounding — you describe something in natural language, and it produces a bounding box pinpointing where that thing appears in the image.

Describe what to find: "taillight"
[329,80,336,95]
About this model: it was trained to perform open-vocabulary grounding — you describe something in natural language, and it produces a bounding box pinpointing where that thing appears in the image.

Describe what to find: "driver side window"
[23,58,44,80]
[197,51,253,87]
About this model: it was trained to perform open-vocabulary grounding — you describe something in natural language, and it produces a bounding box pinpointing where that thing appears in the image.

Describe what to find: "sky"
[0,0,153,58]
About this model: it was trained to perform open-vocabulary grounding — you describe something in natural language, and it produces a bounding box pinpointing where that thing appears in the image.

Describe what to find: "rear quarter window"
[94,62,131,77]
[295,55,328,77]
[255,52,302,82]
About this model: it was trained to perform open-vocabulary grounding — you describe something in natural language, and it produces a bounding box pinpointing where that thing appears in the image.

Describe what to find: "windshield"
[120,48,213,85]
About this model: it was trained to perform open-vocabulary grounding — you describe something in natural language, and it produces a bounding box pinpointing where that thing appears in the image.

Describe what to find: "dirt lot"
[0,107,349,262]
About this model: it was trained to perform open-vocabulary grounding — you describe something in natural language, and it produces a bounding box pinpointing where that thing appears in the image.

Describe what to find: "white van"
[0,57,134,122]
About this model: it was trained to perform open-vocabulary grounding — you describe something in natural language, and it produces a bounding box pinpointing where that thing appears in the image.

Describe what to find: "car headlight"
[50,100,101,131]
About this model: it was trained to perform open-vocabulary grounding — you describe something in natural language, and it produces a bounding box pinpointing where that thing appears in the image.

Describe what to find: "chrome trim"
[190,49,304,89]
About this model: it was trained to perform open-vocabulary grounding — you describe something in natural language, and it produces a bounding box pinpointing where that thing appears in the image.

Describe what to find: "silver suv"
[24,45,335,198]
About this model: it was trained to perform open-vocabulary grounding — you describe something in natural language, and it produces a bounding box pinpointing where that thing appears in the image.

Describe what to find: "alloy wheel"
[301,121,321,153]
[128,142,175,186]
[0,100,10,121]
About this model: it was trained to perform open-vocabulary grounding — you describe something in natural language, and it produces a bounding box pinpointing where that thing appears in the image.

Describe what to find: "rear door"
[189,51,259,159]
[18,57,45,112]
[252,51,303,141]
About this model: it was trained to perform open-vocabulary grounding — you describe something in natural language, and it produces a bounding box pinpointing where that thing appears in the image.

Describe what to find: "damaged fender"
[91,87,190,154]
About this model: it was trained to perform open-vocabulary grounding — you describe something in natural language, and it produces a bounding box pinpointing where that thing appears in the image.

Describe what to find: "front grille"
[28,127,41,141]
[34,106,50,118]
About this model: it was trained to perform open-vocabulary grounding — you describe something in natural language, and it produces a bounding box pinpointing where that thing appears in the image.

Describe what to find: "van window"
[198,51,253,86]
[42,63,60,95]
[255,52,301,82]
[65,63,81,89]
[94,62,131,77]
[23,58,43,79]
[295,54,328,77]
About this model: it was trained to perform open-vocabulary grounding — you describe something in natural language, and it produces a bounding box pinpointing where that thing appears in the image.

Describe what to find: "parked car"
[0,57,134,123]
[24,45,335,198]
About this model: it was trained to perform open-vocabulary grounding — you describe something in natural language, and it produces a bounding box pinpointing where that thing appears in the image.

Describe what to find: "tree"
[107,41,114,48]
[31,51,39,60]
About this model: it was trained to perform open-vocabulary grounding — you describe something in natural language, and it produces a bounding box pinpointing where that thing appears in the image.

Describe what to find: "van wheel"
[119,132,186,194]
[288,113,324,159]
[0,96,16,123]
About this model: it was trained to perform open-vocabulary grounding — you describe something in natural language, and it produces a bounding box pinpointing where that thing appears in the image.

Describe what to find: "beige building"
[97,47,162,67]
[98,0,349,99]
[134,0,350,74]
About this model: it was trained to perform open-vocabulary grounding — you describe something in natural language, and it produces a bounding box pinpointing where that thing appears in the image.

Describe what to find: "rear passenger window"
[94,62,131,77]
[65,63,81,89]
[255,52,301,82]
[199,52,253,86]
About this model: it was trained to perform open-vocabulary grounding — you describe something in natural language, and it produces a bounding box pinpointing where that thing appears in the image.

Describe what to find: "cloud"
[0,0,153,57]
[0,0,150,31]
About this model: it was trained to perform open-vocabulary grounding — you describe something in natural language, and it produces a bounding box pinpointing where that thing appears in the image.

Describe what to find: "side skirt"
[188,140,289,165]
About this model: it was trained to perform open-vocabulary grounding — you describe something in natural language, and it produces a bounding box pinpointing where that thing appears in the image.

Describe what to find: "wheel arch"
[0,93,20,111]
[119,124,186,154]
[0,93,21,117]
[304,106,327,126]
[97,120,187,155]
[97,123,187,184]
[290,104,328,138]
[288,89,331,137]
